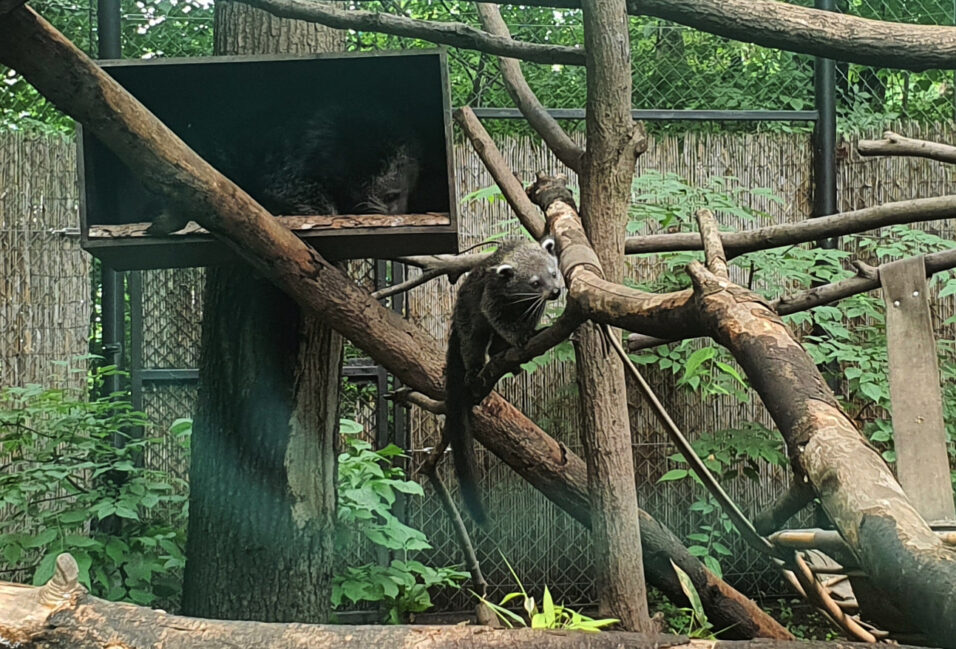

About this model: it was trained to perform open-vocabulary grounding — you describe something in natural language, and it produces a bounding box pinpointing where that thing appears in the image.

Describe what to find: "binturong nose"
[549,287,561,299]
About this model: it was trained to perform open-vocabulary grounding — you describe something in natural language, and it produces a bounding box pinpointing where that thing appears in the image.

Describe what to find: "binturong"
[445,237,564,525]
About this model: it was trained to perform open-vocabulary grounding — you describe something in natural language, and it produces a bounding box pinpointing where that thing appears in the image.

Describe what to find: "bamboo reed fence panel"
[0,133,88,391]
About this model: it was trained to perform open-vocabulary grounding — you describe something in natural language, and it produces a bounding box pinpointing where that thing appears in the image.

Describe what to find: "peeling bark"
[688,261,956,648]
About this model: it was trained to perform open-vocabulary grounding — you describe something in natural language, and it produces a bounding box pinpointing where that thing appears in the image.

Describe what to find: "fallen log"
[0,554,927,649]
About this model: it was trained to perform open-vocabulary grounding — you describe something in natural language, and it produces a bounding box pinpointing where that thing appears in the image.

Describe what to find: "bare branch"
[695,208,728,278]
[464,0,956,71]
[627,247,956,352]
[475,3,584,172]
[626,195,956,257]
[372,252,493,299]
[388,387,446,415]
[454,106,547,239]
[774,248,956,315]
[754,482,815,536]
[858,130,956,165]
[234,0,585,65]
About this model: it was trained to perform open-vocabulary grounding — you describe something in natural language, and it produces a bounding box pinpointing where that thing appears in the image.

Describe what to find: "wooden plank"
[87,212,450,238]
[881,255,956,522]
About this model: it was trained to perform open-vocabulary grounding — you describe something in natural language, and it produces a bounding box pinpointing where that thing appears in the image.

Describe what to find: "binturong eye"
[531,279,541,289]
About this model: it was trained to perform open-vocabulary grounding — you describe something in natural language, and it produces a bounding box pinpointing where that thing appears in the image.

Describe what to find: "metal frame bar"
[469,108,819,121]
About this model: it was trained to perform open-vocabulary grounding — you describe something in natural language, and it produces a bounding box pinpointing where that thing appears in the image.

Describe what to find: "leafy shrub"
[0,361,188,606]
[333,425,468,622]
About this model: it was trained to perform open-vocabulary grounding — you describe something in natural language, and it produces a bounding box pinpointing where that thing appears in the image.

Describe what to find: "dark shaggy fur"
[445,238,564,524]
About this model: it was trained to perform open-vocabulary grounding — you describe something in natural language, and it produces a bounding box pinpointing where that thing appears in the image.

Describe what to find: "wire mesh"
[840,0,956,126]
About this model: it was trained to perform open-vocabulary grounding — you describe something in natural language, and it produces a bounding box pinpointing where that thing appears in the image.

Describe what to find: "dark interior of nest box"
[79,50,457,270]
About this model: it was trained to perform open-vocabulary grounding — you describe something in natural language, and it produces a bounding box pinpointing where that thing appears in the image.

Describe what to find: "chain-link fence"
[4,1,953,131]
[840,0,955,125]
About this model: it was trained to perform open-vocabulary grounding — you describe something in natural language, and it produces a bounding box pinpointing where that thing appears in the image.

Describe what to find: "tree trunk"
[180,2,345,622]
[575,0,651,632]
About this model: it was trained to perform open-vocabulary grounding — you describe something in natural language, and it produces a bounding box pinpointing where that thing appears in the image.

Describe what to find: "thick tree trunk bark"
[180,3,345,622]
[574,0,651,632]
[688,261,956,648]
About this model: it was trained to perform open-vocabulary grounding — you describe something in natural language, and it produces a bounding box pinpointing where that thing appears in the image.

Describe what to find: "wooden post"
[881,256,956,522]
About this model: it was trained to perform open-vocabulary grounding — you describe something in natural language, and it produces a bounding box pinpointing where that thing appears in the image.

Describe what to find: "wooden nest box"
[78,50,458,270]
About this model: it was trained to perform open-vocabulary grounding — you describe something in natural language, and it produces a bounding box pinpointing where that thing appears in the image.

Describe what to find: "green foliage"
[659,423,787,576]
[0,360,188,606]
[333,429,468,622]
[475,554,619,632]
[635,168,956,560]
[766,598,840,640]
[668,561,717,638]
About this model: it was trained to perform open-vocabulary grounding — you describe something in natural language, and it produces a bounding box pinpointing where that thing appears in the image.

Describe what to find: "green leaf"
[671,560,707,623]
[33,552,59,586]
[2,543,22,564]
[683,347,716,378]
[22,528,57,548]
[658,469,689,482]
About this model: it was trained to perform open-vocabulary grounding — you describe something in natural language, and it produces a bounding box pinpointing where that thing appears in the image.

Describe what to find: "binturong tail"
[444,327,488,526]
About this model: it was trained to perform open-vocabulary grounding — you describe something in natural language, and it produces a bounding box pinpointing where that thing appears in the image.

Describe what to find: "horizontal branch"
[774,248,956,315]
[372,251,492,299]
[466,0,956,71]
[858,130,956,165]
[4,554,907,648]
[234,0,585,65]
[625,195,956,257]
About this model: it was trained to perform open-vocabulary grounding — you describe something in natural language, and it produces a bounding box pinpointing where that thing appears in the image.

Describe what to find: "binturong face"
[493,238,565,323]
[351,143,421,215]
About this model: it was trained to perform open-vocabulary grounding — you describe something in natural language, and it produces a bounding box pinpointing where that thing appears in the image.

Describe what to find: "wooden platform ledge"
[88,212,451,238]
[0,553,931,649]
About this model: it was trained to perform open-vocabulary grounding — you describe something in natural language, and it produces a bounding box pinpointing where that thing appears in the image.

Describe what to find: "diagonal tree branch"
[858,130,956,164]
[233,0,586,65]
[454,106,547,238]
[475,3,584,172]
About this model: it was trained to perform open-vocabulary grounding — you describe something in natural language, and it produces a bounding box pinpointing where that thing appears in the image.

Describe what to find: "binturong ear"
[541,237,557,256]
[494,264,515,279]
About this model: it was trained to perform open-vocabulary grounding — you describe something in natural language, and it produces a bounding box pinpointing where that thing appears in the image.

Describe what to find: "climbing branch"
[858,130,956,164]
[687,258,956,648]
[475,3,583,172]
[234,0,585,65]
[8,554,904,648]
[774,248,956,314]
[454,106,547,238]
[372,251,493,299]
